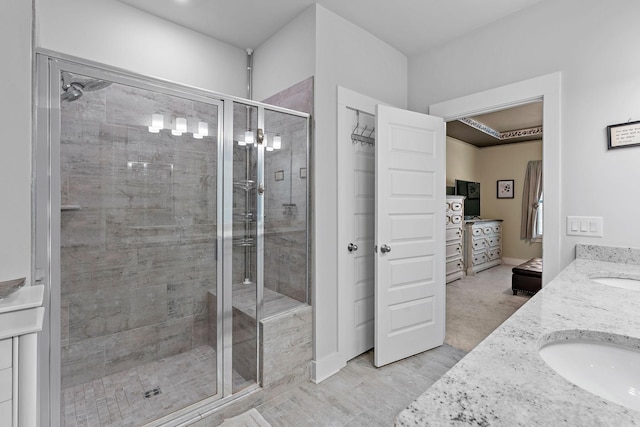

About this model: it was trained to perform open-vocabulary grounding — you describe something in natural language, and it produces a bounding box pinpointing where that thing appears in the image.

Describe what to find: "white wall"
[0,1,32,283]
[253,7,316,102]
[312,5,407,380]
[35,0,246,96]
[251,3,409,380]
[446,136,478,186]
[409,0,640,271]
[478,140,543,262]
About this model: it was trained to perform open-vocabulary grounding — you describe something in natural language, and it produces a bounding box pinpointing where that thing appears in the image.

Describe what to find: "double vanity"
[397,244,640,425]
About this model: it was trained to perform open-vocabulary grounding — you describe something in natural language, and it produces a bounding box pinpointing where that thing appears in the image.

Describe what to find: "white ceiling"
[117,0,546,56]
[118,0,545,146]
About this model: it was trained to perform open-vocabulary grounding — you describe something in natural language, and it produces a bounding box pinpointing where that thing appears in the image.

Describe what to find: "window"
[521,160,543,242]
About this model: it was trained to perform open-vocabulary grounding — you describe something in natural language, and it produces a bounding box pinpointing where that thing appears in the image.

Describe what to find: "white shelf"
[61,205,82,211]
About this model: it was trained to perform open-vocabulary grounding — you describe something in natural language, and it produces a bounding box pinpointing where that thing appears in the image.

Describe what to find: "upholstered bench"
[512,258,542,295]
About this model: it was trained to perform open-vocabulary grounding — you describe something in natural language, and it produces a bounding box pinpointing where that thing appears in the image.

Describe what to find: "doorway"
[334,73,560,374]
[430,72,561,286]
[336,87,446,369]
[444,102,543,351]
[446,102,544,265]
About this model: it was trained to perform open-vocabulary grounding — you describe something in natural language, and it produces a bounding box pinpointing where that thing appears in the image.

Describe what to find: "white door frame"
[336,87,384,369]
[429,72,561,285]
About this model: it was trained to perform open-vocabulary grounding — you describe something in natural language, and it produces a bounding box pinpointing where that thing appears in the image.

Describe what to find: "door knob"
[380,244,391,253]
[347,243,358,252]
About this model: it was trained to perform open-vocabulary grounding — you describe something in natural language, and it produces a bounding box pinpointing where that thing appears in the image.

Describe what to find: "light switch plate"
[566,216,603,237]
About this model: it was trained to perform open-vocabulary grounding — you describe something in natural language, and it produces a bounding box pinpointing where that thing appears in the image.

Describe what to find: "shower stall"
[34,55,310,426]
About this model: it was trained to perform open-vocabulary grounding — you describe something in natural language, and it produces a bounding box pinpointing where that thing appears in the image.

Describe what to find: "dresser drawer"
[492,224,501,233]
[446,259,464,275]
[0,368,11,403]
[487,248,502,260]
[446,213,463,226]
[487,236,501,247]
[0,339,10,370]
[450,201,463,212]
[471,227,483,237]
[446,227,462,241]
[471,238,488,251]
[446,242,463,259]
[472,253,487,266]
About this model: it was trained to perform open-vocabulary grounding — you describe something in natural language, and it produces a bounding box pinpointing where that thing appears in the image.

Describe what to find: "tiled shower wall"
[263,114,308,302]
[60,82,219,388]
[262,78,313,304]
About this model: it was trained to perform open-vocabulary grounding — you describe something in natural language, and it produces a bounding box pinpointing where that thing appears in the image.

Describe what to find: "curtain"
[520,160,543,241]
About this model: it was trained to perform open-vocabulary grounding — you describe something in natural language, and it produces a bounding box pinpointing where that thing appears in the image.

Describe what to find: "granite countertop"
[396,244,640,426]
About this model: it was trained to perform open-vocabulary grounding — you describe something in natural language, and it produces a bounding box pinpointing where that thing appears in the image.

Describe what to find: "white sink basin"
[591,277,640,290]
[539,334,640,411]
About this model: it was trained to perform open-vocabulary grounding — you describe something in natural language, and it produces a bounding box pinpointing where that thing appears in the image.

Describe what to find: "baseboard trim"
[311,352,345,384]
[502,257,529,266]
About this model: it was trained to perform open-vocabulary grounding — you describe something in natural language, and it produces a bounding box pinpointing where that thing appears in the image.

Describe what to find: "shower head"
[60,71,112,102]
[61,83,84,102]
[81,78,112,92]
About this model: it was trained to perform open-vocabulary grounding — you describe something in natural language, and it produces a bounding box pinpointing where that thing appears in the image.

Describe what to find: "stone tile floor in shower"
[61,345,247,427]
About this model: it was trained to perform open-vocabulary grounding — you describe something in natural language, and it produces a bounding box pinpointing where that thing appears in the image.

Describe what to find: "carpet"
[445,264,531,352]
[219,408,271,427]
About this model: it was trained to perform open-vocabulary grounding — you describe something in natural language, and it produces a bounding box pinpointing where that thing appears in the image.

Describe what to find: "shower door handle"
[258,183,265,195]
[347,243,358,252]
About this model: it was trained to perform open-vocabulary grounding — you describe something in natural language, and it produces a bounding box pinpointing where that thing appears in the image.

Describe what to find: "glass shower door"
[263,109,309,309]
[226,103,310,395]
[50,62,224,426]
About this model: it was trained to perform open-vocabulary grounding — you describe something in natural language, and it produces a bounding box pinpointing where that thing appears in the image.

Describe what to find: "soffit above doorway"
[446,101,543,147]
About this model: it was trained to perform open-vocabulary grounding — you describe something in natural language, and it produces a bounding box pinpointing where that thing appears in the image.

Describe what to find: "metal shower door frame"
[35,53,229,427]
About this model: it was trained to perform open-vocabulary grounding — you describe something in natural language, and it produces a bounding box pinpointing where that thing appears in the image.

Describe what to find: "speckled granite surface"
[396,244,640,426]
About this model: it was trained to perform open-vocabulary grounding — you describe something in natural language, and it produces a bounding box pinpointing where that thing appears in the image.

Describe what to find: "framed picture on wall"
[497,179,514,199]
[607,120,640,149]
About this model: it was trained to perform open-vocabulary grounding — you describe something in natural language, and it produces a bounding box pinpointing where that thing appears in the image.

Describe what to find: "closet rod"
[345,106,375,118]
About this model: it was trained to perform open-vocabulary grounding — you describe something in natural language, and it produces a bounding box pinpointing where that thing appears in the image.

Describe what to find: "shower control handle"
[347,243,358,252]
[380,244,391,254]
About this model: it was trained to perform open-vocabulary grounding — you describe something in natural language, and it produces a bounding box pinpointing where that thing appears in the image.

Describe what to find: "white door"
[346,114,376,360]
[337,91,377,361]
[374,104,445,367]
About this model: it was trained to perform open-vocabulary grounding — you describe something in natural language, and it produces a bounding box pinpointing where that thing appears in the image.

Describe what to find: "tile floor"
[255,345,467,426]
[62,266,518,426]
[61,346,221,427]
[61,335,464,427]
